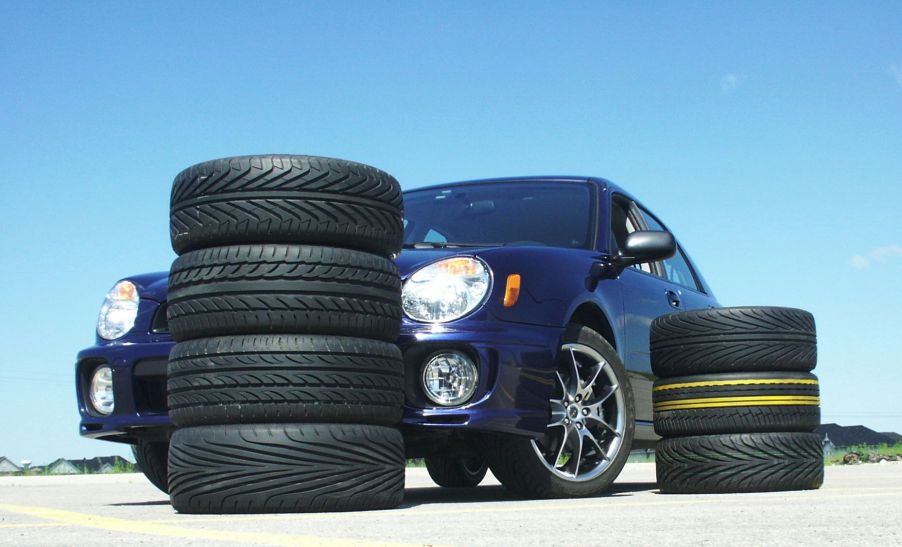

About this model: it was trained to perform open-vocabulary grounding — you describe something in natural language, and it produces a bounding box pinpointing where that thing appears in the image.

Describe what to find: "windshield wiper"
[402,242,502,249]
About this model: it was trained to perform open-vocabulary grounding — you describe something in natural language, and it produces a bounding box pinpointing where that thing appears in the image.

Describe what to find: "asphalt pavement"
[1,463,899,546]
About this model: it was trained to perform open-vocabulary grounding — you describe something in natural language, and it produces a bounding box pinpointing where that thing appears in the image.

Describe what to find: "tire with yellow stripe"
[653,372,820,436]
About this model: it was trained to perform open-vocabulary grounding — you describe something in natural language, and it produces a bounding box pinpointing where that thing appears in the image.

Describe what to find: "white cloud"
[890,64,902,89]
[720,73,746,92]
[849,255,870,270]
[871,244,902,262]
[849,245,902,270]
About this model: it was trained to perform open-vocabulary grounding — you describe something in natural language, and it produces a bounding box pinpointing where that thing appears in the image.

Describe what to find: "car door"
[611,196,715,422]
[633,204,714,312]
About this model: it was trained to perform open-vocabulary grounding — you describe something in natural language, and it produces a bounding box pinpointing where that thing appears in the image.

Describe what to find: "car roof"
[403,176,626,196]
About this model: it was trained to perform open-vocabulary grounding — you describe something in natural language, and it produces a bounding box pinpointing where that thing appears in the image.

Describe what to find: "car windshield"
[403,181,595,249]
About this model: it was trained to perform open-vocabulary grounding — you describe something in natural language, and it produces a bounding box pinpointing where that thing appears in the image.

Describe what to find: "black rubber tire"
[170,155,403,257]
[167,335,404,427]
[656,432,823,494]
[653,371,821,436]
[168,423,405,514]
[131,440,169,494]
[424,455,488,488]
[166,244,401,342]
[482,324,635,498]
[650,307,817,378]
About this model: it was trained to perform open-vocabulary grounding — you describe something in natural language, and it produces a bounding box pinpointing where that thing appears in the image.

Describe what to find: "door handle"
[665,289,681,309]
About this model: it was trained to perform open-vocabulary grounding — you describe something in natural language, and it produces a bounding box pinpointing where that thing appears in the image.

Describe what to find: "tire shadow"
[400,481,657,508]
[106,483,659,509]
[110,500,171,506]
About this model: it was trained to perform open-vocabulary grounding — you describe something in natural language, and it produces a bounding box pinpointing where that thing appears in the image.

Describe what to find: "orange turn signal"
[503,274,521,308]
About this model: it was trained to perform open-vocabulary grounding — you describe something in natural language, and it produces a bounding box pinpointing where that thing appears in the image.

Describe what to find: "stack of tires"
[650,307,824,494]
[163,155,407,513]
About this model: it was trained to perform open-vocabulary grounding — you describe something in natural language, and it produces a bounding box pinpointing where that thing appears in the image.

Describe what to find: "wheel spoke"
[555,371,569,399]
[553,428,569,468]
[583,399,603,421]
[547,399,567,429]
[588,415,621,437]
[567,427,584,476]
[583,428,609,461]
[579,361,605,399]
[594,383,619,406]
[569,348,584,395]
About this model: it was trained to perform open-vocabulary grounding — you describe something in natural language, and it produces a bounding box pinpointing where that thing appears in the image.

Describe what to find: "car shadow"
[400,481,657,508]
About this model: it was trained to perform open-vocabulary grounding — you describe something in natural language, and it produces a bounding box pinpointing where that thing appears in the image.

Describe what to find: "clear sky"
[1,1,900,465]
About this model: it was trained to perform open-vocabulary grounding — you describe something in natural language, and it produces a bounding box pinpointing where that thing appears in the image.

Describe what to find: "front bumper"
[398,320,562,436]
[77,341,173,443]
[76,319,564,443]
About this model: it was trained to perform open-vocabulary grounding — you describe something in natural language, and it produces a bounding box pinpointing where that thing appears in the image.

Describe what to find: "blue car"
[77,176,717,498]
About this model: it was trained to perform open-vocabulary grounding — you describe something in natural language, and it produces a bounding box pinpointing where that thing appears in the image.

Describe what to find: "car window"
[424,228,447,243]
[404,182,595,248]
[636,207,701,291]
[661,248,699,289]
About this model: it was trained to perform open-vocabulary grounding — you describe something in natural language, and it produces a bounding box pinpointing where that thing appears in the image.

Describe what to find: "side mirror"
[615,230,676,268]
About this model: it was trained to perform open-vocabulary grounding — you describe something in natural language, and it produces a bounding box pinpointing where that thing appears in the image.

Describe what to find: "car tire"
[482,324,635,498]
[650,307,817,378]
[168,423,405,514]
[656,432,824,494]
[653,371,821,436]
[132,440,169,494]
[166,244,401,342]
[167,335,404,427]
[424,455,488,488]
[169,155,403,257]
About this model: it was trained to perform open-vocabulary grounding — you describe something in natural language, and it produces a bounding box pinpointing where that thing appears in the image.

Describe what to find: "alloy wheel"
[530,342,626,482]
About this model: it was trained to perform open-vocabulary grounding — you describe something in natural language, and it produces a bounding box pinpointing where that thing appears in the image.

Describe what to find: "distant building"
[0,457,21,474]
[816,424,898,447]
[46,458,81,475]
[46,456,130,474]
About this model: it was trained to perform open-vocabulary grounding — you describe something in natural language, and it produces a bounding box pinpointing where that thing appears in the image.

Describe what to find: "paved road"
[1,463,899,546]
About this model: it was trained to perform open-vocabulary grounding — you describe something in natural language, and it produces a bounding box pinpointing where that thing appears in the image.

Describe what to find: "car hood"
[128,248,493,302]
[128,271,170,302]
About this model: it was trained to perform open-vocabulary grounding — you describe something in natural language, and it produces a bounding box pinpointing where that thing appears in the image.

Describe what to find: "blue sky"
[1,1,900,464]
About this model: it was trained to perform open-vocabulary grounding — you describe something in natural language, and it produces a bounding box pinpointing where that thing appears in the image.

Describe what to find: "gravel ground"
[1,463,900,546]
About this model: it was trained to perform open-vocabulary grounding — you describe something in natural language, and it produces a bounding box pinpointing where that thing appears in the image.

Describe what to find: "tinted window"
[404,182,594,248]
[636,207,701,291]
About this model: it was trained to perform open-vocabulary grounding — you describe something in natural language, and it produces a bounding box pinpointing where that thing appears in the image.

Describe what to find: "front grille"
[151,302,169,333]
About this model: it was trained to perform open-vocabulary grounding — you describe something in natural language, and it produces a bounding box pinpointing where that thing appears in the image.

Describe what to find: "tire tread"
[650,307,817,377]
[169,155,403,256]
[168,423,405,513]
[656,432,823,493]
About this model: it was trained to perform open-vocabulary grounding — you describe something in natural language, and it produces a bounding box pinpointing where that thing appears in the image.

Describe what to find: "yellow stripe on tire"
[653,379,818,392]
[654,395,820,411]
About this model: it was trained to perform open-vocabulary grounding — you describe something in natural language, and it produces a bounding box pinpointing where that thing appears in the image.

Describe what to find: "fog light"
[422,352,478,406]
[89,366,115,415]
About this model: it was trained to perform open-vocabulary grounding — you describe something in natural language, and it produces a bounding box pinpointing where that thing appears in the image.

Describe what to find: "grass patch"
[825,443,902,465]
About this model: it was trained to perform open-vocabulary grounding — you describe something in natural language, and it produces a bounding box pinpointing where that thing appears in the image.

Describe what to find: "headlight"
[89,366,115,415]
[96,280,140,340]
[402,257,491,322]
[422,352,479,406]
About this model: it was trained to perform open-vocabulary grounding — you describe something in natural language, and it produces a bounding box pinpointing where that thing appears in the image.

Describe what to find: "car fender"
[476,247,623,344]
